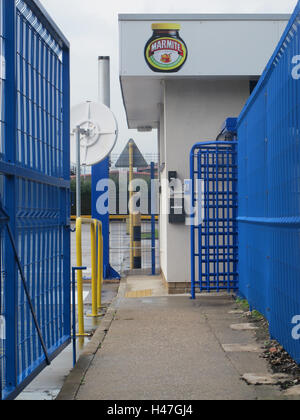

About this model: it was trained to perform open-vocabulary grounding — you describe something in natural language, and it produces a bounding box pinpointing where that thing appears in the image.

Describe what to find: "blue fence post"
[151,162,156,276]
[62,45,71,340]
[92,158,120,280]
[3,0,18,394]
[190,146,196,299]
[92,159,109,278]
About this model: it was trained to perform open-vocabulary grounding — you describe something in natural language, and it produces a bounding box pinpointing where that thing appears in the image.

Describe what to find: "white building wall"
[159,102,168,281]
[160,78,250,285]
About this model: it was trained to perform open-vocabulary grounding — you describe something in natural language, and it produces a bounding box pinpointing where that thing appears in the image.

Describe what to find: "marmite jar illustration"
[144,23,188,73]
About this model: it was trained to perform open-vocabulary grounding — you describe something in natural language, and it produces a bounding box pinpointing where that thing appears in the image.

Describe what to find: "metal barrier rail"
[71,215,159,221]
[76,218,103,336]
[109,220,160,275]
[190,142,238,298]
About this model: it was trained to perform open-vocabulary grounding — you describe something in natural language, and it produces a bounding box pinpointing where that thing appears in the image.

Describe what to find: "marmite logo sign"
[148,39,184,58]
[145,37,187,72]
[145,25,188,73]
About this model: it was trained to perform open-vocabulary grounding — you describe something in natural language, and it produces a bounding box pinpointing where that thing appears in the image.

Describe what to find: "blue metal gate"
[238,1,300,364]
[190,142,238,298]
[0,0,70,400]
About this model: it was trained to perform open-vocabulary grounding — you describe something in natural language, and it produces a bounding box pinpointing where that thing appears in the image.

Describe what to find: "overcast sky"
[41,0,298,156]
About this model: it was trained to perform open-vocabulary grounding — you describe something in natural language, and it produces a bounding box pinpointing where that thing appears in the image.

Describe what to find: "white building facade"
[119,14,289,293]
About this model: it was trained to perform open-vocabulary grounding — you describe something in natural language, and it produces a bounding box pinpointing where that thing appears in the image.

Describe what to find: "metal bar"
[197,151,203,293]
[226,150,231,293]
[72,267,86,367]
[90,221,98,317]
[190,142,237,295]
[0,228,2,401]
[4,218,50,366]
[133,213,142,269]
[0,161,70,188]
[76,218,104,332]
[76,127,81,219]
[151,162,156,276]
[3,0,18,393]
[216,146,220,292]
[232,144,238,297]
[205,151,209,292]
[62,45,71,340]
[129,140,134,269]
[97,222,103,311]
[190,149,196,299]
[75,218,85,336]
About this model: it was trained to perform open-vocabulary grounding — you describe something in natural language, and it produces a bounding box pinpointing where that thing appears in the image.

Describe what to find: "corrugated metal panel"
[238,1,300,363]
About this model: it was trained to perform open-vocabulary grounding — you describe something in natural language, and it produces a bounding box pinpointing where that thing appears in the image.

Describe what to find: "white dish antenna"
[70,101,118,166]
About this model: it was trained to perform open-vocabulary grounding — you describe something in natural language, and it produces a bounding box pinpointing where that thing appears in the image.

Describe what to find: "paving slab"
[231,323,259,331]
[242,373,291,385]
[283,385,300,398]
[222,344,262,353]
[229,310,244,315]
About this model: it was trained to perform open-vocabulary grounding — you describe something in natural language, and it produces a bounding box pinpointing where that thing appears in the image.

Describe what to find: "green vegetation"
[235,297,250,311]
[235,298,264,320]
[141,230,159,240]
[251,310,264,321]
[71,176,92,215]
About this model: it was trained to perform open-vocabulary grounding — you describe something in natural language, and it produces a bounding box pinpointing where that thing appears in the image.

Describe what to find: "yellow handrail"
[76,217,103,336]
[97,223,103,312]
[71,215,159,221]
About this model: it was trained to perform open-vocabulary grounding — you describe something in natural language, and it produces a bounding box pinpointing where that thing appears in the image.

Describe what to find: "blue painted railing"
[0,0,70,399]
[238,1,300,363]
[190,142,238,298]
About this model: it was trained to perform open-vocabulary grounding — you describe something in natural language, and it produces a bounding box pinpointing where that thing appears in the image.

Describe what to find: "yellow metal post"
[133,212,142,268]
[89,220,98,317]
[76,218,86,336]
[76,217,104,336]
[97,222,103,311]
[129,140,134,269]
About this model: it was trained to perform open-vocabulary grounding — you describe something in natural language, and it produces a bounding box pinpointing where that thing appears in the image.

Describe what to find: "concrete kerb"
[56,278,127,401]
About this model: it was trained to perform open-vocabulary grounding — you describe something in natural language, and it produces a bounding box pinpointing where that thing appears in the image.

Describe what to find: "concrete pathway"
[58,275,288,401]
[17,283,119,400]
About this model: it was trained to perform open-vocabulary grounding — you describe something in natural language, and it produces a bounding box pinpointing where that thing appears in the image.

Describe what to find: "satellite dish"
[70,101,118,166]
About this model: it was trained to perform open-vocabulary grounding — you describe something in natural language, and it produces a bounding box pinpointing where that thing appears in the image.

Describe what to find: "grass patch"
[235,298,264,320]
[251,310,264,321]
[235,297,250,312]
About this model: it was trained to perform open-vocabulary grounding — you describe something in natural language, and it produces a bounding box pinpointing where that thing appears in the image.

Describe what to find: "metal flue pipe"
[98,56,110,107]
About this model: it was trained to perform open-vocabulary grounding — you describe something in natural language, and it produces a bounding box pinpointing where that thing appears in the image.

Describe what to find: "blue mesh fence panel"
[0,0,5,397]
[238,1,300,363]
[0,0,70,400]
[190,142,238,297]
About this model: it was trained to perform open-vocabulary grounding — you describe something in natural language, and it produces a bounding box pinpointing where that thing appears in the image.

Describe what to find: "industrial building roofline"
[119,14,291,22]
